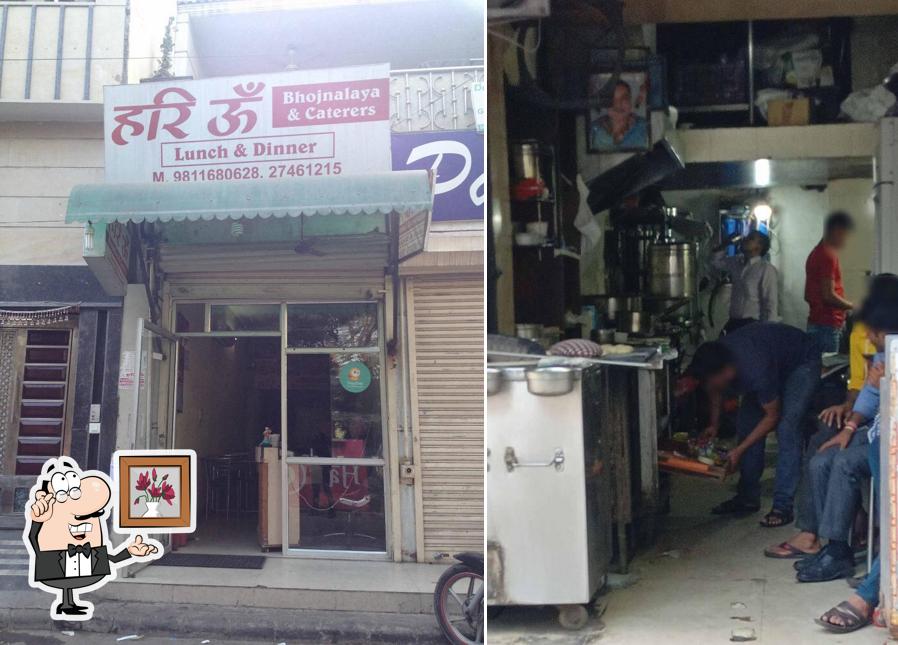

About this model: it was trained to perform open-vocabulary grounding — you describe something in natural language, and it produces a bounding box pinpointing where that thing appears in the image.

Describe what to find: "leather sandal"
[759,508,793,528]
[815,601,871,633]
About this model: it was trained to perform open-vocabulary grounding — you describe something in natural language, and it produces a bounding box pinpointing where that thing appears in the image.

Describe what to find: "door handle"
[504,447,565,472]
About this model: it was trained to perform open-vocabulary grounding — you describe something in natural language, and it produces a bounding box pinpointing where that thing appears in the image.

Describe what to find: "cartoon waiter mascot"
[23,458,162,620]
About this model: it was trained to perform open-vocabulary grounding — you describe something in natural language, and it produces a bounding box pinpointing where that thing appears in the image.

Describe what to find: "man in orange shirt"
[804,212,855,353]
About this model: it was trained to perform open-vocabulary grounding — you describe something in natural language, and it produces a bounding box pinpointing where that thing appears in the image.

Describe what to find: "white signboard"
[104,64,391,184]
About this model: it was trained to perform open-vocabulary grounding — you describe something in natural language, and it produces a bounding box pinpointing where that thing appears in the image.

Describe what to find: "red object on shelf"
[331,439,370,511]
[512,177,546,201]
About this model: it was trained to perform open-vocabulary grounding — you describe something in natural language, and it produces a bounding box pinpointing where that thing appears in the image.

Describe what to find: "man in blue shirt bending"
[689,322,821,527]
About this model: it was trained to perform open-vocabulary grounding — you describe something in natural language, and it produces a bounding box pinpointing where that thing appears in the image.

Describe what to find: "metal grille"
[390,67,484,132]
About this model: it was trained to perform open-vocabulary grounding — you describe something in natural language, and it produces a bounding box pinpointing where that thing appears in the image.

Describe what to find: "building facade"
[1,0,484,564]
[0,0,175,521]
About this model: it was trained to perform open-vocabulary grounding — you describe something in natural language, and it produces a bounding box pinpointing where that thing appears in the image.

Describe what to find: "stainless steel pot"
[648,242,694,299]
[589,295,642,322]
[515,323,543,341]
[526,367,576,396]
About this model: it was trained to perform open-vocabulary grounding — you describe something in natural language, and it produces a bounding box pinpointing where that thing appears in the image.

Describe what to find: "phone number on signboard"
[159,162,344,183]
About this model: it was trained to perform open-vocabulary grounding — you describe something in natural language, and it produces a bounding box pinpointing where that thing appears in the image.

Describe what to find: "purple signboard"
[391,131,484,222]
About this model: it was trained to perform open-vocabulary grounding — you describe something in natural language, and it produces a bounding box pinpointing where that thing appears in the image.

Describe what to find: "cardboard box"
[767,97,810,127]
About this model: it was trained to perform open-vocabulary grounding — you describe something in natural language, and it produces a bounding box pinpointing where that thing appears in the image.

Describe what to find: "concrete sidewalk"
[1,583,443,643]
[488,475,886,645]
[0,529,445,642]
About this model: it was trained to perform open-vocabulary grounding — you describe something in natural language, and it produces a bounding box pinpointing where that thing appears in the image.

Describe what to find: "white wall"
[767,179,874,328]
[0,122,103,266]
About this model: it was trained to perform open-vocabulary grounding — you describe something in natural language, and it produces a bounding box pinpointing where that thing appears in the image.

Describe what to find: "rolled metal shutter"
[160,238,388,301]
[407,275,483,562]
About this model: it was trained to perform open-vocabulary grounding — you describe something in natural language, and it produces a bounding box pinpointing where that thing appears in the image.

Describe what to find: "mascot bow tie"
[67,544,91,557]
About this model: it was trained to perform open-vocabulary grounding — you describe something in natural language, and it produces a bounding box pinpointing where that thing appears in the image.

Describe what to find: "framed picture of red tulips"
[115,452,194,530]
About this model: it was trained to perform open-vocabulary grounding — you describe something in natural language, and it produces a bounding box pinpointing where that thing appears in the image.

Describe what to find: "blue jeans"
[736,358,821,510]
[856,435,880,607]
[796,423,869,540]
[811,431,870,541]
[807,323,842,353]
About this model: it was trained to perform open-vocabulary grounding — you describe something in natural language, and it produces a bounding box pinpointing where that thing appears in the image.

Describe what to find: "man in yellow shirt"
[817,322,875,427]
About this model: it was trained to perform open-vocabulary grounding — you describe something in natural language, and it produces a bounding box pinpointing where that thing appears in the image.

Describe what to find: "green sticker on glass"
[339,360,371,393]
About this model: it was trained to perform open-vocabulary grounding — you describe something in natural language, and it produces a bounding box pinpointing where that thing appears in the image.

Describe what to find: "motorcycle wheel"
[433,563,484,644]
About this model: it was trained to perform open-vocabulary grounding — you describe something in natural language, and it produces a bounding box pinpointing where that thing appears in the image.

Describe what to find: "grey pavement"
[488,475,886,645]
[1,631,303,645]
[1,591,443,644]
[0,530,443,644]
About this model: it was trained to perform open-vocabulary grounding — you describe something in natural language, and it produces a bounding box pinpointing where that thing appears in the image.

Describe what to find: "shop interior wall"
[176,338,254,508]
[663,177,874,335]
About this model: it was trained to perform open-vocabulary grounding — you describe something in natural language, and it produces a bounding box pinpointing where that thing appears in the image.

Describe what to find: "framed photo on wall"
[114,450,196,531]
[590,48,668,110]
[586,70,652,153]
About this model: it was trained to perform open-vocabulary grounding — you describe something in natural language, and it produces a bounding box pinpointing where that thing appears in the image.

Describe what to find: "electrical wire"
[0,224,78,229]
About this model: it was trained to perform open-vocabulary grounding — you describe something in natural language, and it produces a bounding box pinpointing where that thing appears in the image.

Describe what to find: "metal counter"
[488,348,676,573]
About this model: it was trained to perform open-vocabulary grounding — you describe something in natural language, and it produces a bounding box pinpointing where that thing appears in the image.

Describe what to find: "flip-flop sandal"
[759,509,794,528]
[764,541,818,559]
[814,601,871,633]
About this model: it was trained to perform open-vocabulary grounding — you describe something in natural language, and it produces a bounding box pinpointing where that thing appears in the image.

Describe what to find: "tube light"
[754,159,771,187]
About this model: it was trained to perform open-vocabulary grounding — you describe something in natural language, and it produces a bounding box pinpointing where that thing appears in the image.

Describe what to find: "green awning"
[65,170,433,224]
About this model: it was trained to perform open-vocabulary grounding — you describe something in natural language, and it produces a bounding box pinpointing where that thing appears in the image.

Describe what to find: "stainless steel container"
[515,323,543,341]
[648,242,694,298]
[510,140,543,183]
[615,311,654,336]
[589,295,641,323]
[526,367,576,396]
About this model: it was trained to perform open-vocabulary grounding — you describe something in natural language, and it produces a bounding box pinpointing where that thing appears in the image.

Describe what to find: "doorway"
[143,301,389,558]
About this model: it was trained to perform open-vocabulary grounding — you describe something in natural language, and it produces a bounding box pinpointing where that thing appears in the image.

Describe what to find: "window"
[286,303,378,348]
[210,304,280,332]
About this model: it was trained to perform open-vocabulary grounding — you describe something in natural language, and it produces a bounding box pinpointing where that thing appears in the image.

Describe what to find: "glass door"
[132,319,180,452]
[281,303,389,556]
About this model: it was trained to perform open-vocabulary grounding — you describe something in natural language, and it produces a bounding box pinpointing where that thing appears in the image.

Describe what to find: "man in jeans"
[804,211,855,352]
[689,322,821,527]
[764,274,897,561]
[815,298,898,632]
